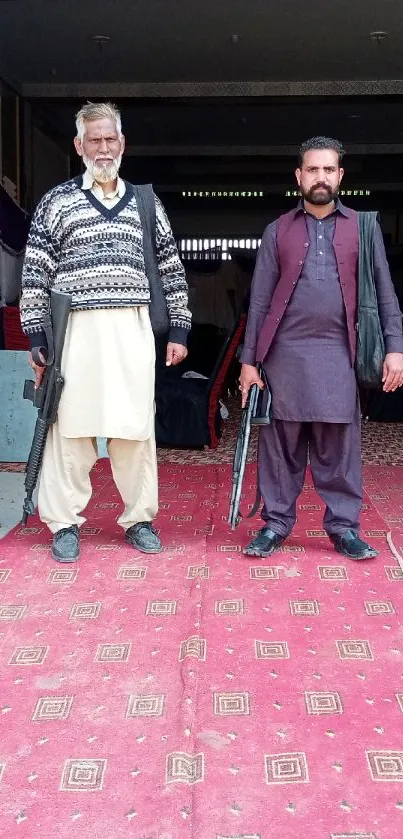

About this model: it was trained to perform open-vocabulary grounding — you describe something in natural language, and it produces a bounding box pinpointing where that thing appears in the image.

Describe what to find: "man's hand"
[239,363,264,408]
[28,351,46,390]
[382,352,403,392]
[166,342,188,367]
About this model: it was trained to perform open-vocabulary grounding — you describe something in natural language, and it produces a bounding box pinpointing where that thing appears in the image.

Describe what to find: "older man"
[20,101,191,562]
[240,136,403,561]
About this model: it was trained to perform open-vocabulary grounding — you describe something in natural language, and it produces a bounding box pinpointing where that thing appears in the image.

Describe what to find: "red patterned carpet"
[0,458,403,839]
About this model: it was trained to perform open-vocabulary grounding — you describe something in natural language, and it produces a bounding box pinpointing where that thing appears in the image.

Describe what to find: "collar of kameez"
[81,169,126,199]
[294,197,350,219]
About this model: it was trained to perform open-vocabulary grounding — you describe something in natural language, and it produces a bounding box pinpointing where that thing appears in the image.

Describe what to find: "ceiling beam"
[22,79,403,99]
[125,144,403,156]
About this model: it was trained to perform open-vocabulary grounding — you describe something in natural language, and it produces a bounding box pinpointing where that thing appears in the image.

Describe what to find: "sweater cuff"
[240,347,257,366]
[168,326,189,346]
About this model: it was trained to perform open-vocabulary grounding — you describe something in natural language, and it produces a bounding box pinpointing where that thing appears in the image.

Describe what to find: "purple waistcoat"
[256,208,359,364]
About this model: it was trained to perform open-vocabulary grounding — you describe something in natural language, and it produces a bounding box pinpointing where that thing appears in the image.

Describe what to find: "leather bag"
[355,210,385,389]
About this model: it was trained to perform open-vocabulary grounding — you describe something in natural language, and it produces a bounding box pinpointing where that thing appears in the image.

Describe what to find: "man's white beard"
[83,152,122,184]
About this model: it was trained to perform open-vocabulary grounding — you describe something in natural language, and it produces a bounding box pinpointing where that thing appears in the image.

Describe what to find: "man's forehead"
[302,149,339,167]
[83,117,118,137]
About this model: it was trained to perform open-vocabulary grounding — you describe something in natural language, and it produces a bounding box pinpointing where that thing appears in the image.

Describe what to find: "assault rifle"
[228,369,272,530]
[21,290,72,524]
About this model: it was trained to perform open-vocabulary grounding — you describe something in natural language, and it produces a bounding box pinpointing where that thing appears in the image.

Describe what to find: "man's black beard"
[301,184,339,206]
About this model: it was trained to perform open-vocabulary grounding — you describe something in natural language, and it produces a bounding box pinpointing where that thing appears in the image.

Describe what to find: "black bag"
[132,184,170,336]
[355,210,385,389]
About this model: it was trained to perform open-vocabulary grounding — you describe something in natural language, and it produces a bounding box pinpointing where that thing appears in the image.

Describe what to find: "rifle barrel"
[21,290,72,524]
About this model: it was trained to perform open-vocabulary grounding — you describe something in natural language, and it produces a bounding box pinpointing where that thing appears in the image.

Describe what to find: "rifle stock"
[22,290,72,524]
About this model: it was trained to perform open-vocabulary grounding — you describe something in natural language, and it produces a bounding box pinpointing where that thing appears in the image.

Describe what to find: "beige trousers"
[37,305,158,534]
[38,428,158,534]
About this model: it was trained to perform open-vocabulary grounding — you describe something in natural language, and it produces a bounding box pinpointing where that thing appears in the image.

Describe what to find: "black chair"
[363,388,403,422]
[155,314,246,448]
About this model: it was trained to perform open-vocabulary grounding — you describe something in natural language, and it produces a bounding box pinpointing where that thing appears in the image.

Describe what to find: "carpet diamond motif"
[0,460,402,837]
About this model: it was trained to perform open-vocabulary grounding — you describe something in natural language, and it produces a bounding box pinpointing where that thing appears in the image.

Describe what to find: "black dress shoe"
[243,526,285,558]
[330,529,378,560]
[51,525,80,563]
[125,522,162,554]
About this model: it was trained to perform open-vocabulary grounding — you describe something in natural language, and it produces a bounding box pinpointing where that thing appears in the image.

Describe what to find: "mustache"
[313,183,331,190]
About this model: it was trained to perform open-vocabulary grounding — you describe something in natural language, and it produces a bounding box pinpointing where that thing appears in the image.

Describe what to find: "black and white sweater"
[20,178,191,347]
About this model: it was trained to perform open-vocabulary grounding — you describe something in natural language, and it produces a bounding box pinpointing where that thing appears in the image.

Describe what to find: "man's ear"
[73,137,83,157]
[295,167,301,187]
[339,167,344,184]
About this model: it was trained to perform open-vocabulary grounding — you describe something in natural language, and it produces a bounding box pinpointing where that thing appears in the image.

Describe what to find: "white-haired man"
[20,101,191,562]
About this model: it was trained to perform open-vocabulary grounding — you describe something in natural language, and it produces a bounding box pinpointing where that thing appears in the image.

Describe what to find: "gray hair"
[75,101,123,140]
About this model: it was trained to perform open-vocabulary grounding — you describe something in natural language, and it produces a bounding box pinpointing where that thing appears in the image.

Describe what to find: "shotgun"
[228,369,272,530]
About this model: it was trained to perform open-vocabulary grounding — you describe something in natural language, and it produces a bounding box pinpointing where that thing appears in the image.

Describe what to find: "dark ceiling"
[1,0,403,88]
[32,96,403,150]
[2,0,403,195]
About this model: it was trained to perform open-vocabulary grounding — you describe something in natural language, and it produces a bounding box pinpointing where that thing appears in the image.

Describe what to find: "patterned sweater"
[20,177,191,347]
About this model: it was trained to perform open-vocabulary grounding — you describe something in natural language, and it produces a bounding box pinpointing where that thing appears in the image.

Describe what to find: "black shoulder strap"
[132,183,158,278]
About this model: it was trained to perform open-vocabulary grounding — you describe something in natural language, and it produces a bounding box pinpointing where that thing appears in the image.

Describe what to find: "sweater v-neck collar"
[74,176,134,219]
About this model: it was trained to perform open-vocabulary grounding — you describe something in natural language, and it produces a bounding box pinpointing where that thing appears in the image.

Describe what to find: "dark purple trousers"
[257,405,362,537]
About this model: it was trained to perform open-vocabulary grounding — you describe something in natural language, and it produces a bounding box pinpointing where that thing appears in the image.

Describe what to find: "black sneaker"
[330,529,378,560]
[51,526,80,563]
[125,522,162,554]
